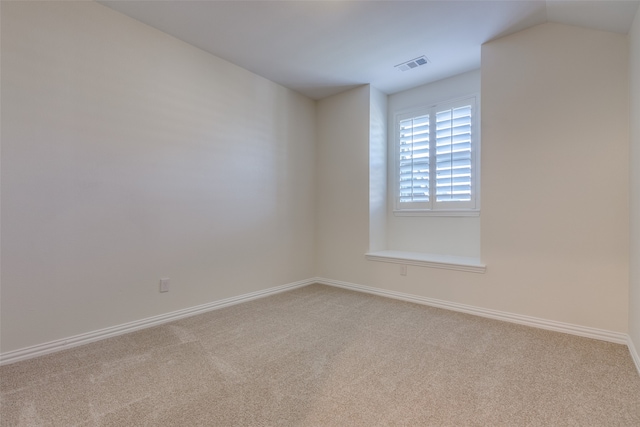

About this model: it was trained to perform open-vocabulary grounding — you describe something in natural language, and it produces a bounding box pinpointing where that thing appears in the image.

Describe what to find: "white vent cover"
[395,56,429,72]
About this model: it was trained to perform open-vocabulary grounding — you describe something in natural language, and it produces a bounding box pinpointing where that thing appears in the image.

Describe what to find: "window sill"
[365,250,486,273]
[393,209,480,217]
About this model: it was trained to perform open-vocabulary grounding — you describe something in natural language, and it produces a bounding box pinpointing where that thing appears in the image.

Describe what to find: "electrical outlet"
[400,265,407,276]
[159,278,170,293]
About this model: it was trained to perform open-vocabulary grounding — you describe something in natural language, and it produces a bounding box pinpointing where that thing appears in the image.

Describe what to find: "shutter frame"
[395,95,478,213]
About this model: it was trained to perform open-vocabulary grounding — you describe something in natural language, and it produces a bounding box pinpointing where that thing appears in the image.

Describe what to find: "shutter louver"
[398,115,430,203]
[435,105,472,202]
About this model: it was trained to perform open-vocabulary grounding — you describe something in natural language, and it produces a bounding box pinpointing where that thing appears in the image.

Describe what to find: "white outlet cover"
[159,278,170,293]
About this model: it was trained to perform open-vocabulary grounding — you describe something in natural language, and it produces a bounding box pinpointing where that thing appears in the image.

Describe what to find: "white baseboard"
[314,277,629,345]
[629,336,640,376]
[4,276,638,376]
[0,278,315,366]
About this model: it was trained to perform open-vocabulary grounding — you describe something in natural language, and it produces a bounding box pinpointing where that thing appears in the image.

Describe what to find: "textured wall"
[629,7,640,361]
[315,86,372,282]
[317,23,630,333]
[1,1,317,353]
[481,23,629,331]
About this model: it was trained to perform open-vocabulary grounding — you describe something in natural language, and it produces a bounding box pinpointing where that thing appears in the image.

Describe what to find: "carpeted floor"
[1,284,639,426]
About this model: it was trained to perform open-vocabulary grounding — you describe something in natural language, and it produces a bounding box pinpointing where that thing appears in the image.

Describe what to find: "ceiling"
[99,0,640,100]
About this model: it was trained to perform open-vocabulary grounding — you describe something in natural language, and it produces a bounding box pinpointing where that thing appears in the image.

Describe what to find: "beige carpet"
[1,284,639,426]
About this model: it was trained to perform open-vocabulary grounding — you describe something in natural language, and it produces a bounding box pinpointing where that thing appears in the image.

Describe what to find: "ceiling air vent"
[395,56,429,72]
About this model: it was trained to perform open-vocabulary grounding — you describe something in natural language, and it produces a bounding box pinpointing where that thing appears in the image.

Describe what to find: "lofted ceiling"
[98,0,640,100]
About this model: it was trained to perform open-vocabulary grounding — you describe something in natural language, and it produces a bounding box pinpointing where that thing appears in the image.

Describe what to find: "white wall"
[369,87,388,253]
[317,23,630,334]
[0,1,316,353]
[481,23,629,332]
[629,7,640,360]
[316,85,372,282]
[386,70,481,257]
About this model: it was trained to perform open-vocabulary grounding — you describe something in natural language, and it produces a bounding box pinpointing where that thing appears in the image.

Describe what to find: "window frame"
[393,94,480,217]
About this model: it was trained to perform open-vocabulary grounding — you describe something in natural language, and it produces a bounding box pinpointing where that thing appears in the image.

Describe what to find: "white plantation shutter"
[435,104,472,202]
[396,96,477,212]
[398,114,430,204]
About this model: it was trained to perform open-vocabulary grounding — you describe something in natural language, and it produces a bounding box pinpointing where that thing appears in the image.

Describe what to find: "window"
[395,96,479,215]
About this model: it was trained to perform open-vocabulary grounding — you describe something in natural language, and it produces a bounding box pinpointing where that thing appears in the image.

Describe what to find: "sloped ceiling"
[99,0,640,99]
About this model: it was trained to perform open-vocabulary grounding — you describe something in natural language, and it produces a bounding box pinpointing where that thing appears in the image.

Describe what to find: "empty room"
[1,0,640,425]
